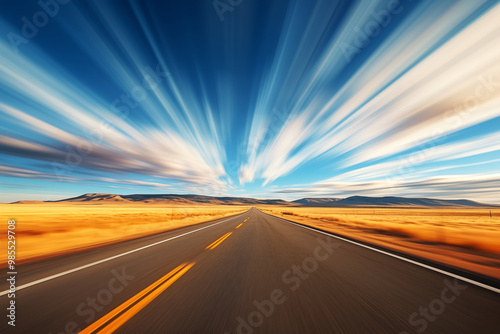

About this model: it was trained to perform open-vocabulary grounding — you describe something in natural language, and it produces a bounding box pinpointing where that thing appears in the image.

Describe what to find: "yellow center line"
[205,232,231,249]
[236,223,243,228]
[81,262,195,334]
[206,232,232,250]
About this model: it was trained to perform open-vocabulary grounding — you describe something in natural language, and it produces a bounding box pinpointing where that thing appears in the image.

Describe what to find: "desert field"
[2,202,500,280]
[0,203,249,265]
[259,206,500,280]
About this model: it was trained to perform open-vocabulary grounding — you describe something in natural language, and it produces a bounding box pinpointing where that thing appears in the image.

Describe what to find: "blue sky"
[1,0,499,203]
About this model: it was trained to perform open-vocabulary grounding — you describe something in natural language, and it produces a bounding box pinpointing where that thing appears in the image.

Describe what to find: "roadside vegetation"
[0,203,248,264]
[260,206,500,280]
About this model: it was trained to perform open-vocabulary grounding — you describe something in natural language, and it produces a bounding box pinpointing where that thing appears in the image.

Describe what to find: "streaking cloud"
[240,0,500,185]
[0,0,499,202]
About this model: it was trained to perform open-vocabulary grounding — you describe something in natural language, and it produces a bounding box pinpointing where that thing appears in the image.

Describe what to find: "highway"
[1,207,499,333]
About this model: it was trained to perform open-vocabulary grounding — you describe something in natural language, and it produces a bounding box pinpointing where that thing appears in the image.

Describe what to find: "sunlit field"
[259,206,500,280]
[3,203,500,280]
[0,203,249,265]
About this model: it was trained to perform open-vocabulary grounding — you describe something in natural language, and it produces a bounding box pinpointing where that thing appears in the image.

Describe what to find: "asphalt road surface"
[1,208,499,333]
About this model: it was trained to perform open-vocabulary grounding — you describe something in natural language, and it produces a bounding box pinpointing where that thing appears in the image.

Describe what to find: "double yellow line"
[205,232,232,250]
[81,262,195,334]
[82,215,249,333]
[238,215,252,228]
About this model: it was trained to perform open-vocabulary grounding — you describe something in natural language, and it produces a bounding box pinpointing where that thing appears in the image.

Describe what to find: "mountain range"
[11,193,496,207]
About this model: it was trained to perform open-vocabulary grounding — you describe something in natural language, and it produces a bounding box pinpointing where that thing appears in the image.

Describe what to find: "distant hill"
[53,193,131,203]
[10,200,46,204]
[293,198,342,205]
[294,196,495,207]
[10,193,496,207]
[45,193,291,206]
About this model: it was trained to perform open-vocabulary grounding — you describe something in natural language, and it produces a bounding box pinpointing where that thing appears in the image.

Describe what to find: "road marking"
[0,212,247,297]
[206,232,232,250]
[81,262,195,334]
[236,223,243,228]
[262,211,500,294]
[209,233,232,249]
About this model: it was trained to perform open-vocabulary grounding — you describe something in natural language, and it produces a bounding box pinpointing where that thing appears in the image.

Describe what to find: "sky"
[0,0,499,203]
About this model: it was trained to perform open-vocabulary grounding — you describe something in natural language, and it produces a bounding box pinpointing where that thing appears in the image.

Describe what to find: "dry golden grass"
[0,203,249,265]
[2,202,499,280]
[259,206,500,280]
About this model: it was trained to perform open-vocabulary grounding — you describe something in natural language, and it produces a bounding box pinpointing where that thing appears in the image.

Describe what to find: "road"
[1,207,499,333]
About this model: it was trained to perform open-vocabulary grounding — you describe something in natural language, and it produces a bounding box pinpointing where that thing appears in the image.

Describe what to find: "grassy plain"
[0,203,248,264]
[2,202,499,280]
[259,206,500,280]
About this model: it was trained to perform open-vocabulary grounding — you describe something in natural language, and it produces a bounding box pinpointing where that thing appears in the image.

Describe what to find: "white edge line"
[0,211,248,297]
[262,210,500,294]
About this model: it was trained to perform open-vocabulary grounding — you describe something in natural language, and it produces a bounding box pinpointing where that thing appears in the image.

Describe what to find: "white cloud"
[241,1,500,187]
